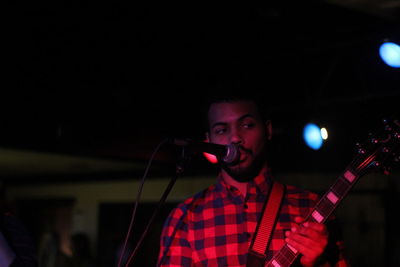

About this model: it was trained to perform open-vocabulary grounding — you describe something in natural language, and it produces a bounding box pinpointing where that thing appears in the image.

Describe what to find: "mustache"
[237,145,252,156]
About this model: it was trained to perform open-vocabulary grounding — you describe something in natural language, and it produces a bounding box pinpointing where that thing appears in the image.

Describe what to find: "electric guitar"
[265,118,400,267]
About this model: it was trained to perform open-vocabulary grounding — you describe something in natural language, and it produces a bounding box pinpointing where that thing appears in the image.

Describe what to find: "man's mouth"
[239,153,248,162]
[230,147,251,165]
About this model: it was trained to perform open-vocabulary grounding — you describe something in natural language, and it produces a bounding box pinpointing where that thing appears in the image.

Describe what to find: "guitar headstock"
[351,118,400,176]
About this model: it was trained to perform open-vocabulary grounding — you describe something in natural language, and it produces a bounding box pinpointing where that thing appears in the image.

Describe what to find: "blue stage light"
[303,123,323,150]
[379,42,400,68]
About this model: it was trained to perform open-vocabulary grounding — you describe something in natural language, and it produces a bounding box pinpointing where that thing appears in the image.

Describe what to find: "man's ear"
[266,120,272,141]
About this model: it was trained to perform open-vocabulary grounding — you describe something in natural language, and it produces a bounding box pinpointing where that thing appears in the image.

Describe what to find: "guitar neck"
[263,118,400,267]
[265,166,362,267]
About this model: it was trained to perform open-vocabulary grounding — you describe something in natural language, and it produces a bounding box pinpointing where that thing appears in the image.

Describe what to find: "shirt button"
[244,203,248,209]
[246,232,251,240]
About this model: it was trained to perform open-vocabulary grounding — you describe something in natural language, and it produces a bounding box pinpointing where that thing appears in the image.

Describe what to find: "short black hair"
[200,81,270,132]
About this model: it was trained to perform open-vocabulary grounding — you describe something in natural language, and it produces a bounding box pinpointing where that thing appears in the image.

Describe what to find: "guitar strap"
[246,181,285,267]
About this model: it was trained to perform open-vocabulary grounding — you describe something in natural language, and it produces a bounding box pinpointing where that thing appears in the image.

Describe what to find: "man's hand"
[285,216,329,267]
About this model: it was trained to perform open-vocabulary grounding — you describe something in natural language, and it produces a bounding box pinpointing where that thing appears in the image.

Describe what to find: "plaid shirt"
[158,172,349,267]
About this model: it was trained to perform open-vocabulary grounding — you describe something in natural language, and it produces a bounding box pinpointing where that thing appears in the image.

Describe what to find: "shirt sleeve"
[157,206,193,267]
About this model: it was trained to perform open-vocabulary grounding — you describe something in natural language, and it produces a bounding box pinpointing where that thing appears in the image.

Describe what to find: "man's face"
[207,100,271,182]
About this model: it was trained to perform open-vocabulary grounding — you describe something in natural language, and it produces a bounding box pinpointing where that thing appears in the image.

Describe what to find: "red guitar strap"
[246,181,285,267]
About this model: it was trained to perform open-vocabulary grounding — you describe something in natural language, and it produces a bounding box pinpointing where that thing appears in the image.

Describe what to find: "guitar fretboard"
[265,167,360,267]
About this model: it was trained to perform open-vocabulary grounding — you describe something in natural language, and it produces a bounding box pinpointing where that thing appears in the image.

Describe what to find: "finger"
[285,230,326,262]
[294,216,305,224]
[285,231,315,256]
[303,222,327,234]
[290,227,328,246]
[286,228,314,246]
[286,226,327,249]
[294,217,327,233]
[299,223,328,241]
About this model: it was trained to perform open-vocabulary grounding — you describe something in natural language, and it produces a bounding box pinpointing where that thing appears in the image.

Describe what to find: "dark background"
[3,1,399,176]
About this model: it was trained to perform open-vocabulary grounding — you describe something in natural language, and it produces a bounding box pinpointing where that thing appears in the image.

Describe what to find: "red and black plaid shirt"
[158,171,349,266]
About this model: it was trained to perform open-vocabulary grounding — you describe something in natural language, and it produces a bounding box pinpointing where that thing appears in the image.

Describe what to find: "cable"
[123,145,190,266]
[124,169,180,267]
[117,138,169,267]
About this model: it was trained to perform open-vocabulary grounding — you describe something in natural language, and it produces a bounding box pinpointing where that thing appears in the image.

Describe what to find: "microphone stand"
[125,147,190,266]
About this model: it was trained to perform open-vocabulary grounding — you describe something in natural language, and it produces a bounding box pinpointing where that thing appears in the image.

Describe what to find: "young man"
[158,96,349,266]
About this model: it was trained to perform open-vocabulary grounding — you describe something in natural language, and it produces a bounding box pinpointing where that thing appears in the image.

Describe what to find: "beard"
[219,143,268,183]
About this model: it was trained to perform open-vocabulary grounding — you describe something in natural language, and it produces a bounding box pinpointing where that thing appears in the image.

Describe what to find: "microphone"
[170,138,240,164]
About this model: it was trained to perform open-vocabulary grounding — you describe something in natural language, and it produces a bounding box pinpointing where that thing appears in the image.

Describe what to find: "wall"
[5,170,400,266]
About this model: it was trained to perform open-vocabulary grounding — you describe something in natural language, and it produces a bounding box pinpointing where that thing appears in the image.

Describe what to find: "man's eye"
[242,122,255,129]
[214,128,226,135]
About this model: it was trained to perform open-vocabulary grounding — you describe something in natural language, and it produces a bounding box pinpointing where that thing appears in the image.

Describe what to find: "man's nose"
[230,128,243,144]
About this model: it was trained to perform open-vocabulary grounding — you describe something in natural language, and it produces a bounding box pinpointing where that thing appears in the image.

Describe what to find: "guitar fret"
[270,245,297,267]
[331,177,350,198]
[276,251,291,267]
[286,244,298,254]
[271,259,282,267]
[307,215,318,223]
[281,245,296,259]
[316,197,335,218]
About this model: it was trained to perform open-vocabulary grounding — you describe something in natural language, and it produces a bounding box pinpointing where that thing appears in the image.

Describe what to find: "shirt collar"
[216,166,272,197]
[247,167,272,195]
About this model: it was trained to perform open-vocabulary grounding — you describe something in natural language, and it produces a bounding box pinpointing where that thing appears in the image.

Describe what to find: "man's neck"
[220,164,269,197]
[221,170,248,196]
